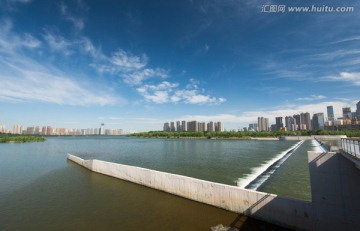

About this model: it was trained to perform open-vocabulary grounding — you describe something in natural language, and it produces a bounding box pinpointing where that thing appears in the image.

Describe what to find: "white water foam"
[311,139,327,153]
[236,140,304,189]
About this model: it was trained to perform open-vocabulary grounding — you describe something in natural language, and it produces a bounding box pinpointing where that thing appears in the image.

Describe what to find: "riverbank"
[0,135,45,143]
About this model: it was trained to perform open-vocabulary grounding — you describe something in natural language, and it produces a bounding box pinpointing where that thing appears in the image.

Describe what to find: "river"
[0,136,319,230]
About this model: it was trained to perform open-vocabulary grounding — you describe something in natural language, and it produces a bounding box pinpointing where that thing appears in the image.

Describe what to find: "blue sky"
[1,0,359,132]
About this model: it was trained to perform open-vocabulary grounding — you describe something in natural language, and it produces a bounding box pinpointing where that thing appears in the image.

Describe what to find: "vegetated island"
[0,135,46,143]
[130,130,360,139]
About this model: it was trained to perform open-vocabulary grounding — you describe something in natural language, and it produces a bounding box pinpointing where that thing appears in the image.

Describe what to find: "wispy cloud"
[110,49,148,71]
[1,17,224,107]
[0,67,120,106]
[0,19,41,51]
[325,72,360,86]
[296,95,326,101]
[123,68,168,85]
[1,0,32,11]
[0,19,124,106]
[43,30,72,55]
[59,1,85,30]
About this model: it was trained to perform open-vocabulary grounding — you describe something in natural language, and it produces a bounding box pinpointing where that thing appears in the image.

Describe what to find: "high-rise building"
[285,116,295,131]
[163,122,170,131]
[275,117,283,131]
[99,123,105,135]
[181,121,187,131]
[170,122,175,131]
[248,123,258,131]
[34,126,40,135]
[176,121,181,131]
[187,121,198,132]
[342,107,352,119]
[198,122,206,132]
[26,127,34,135]
[0,124,8,133]
[342,107,352,125]
[301,112,312,130]
[312,113,325,130]
[46,126,53,135]
[293,114,301,130]
[215,122,224,132]
[13,124,23,134]
[356,101,360,120]
[207,121,215,132]
[327,106,334,122]
[257,117,269,131]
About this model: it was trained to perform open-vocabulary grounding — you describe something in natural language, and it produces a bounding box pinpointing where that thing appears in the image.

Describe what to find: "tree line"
[130,130,360,139]
[0,135,46,143]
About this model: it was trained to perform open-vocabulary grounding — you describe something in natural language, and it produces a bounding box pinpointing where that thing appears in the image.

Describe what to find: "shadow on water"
[0,161,239,231]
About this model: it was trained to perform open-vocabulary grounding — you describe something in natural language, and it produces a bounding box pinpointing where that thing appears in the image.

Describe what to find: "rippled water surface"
[0,136,315,230]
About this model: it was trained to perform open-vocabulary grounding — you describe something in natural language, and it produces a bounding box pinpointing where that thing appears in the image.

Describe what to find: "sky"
[0,0,360,132]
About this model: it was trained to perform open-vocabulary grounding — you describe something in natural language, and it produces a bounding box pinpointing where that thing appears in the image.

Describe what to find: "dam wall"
[68,154,312,230]
[308,151,360,231]
[280,135,347,141]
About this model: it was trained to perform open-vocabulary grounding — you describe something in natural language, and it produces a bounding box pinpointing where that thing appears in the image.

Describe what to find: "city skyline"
[1,1,360,131]
[1,101,359,133]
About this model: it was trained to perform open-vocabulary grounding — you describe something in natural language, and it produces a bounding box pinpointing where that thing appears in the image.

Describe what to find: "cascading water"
[236,140,304,190]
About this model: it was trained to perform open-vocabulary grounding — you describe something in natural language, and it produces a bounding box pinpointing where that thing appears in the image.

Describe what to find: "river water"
[0,137,319,230]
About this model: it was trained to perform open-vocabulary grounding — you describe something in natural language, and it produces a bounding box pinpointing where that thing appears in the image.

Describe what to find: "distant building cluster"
[163,120,224,132]
[247,101,360,132]
[0,123,127,135]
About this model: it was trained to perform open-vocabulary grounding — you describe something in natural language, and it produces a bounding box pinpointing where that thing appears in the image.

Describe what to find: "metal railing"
[341,138,360,158]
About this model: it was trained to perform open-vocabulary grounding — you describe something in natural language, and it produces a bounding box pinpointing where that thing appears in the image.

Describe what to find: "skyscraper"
[356,101,360,120]
[187,121,198,132]
[163,122,170,131]
[181,121,187,131]
[312,113,325,130]
[215,122,224,132]
[301,112,312,130]
[198,122,206,132]
[275,117,284,131]
[170,122,175,131]
[99,123,105,135]
[257,117,269,131]
[327,106,334,122]
[176,121,181,131]
[285,116,295,131]
[293,114,301,130]
[13,124,22,134]
[207,121,215,132]
[342,107,352,119]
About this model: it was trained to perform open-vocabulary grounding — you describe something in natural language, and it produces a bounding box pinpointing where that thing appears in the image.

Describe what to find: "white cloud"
[0,19,41,51]
[78,37,106,60]
[123,68,168,85]
[143,91,169,104]
[43,31,72,55]
[173,89,226,104]
[136,81,177,104]
[296,95,326,101]
[0,74,120,106]
[137,80,226,105]
[111,49,147,70]
[21,33,41,48]
[59,2,85,30]
[0,22,124,106]
[326,72,360,86]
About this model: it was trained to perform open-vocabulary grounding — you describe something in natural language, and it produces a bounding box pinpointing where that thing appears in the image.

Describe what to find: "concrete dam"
[68,139,360,231]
